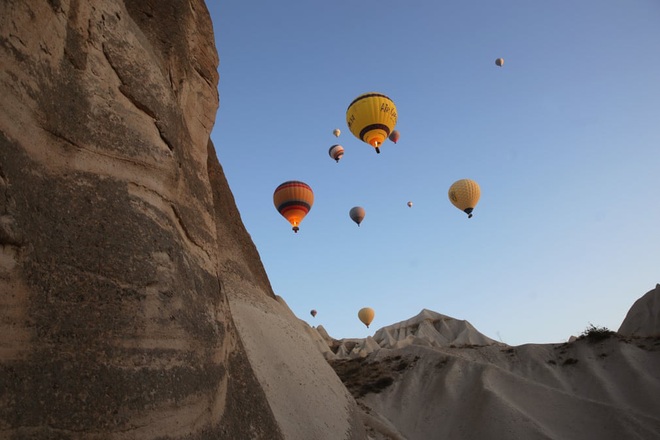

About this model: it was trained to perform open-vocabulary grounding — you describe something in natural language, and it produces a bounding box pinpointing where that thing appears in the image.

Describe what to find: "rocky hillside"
[0,1,363,438]
[322,287,660,440]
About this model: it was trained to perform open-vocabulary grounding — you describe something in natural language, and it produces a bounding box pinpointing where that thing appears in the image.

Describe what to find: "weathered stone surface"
[0,1,283,438]
[619,284,660,337]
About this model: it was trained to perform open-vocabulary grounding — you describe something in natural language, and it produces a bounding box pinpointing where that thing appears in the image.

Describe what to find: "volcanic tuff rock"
[0,1,363,439]
[322,296,660,440]
[324,309,502,360]
[619,284,660,337]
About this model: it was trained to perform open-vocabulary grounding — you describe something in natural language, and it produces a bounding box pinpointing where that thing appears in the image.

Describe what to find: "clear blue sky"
[206,1,660,345]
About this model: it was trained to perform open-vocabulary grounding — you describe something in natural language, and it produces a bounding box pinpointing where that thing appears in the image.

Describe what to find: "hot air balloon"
[495,58,504,67]
[448,179,481,218]
[333,128,341,137]
[389,130,400,144]
[346,92,397,154]
[329,144,344,163]
[407,201,413,208]
[273,180,314,232]
[310,309,317,318]
[358,307,375,328]
[349,206,365,227]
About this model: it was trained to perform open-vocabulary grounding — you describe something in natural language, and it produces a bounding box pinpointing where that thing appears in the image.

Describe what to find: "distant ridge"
[316,309,501,359]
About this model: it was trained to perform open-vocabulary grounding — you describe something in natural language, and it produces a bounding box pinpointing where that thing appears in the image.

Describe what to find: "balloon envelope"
[389,130,400,144]
[346,92,397,153]
[273,181,314,232]
[358,307,375,328]
[407,201,413,208]
[495,58,504,67]
[333,128,341,137]
[310,309,317,318]
[329,144,344,163]
[448,179,481,218]
[349,206,366,226]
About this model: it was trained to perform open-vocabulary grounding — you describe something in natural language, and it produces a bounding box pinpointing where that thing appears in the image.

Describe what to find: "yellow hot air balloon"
[495,58,504,67]
[273,181,314,232]
[346,93,397,154]
[333,128,341,137]
[448,179,481,218]
[358,307,375,328]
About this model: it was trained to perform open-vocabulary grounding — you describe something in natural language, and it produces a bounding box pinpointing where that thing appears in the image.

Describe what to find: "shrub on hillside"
[580,324,615,343]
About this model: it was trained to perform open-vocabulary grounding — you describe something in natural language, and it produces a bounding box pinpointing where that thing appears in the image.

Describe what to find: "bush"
[580,324,615,343]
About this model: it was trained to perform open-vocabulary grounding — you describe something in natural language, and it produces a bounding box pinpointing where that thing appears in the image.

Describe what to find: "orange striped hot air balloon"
[273,181,314,233]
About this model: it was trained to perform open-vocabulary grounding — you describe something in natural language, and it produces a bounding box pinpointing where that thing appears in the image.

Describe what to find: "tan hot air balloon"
[346,92,398,154]
[358,307,375,328]
[448,179,481,218]
[273,180,314,232]
[495,58,504,67]
[333,128,341,137]
[349,206,366,227]
[329,144,344,163]
[310,309,317,318]
[389,130,400,144]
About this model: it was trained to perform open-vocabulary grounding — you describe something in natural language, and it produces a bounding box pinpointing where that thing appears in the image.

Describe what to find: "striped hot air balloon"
[448,179,481,218]
[346,92,397,154]
[329,144,344,163]
[273,181,314,233]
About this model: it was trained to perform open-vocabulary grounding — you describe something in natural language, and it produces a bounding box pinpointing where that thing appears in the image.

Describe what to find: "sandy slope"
[355,338,660,440]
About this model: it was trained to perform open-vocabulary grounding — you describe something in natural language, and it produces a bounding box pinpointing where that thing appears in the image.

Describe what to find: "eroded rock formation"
[0,1,362,438]
[619,284,660,337]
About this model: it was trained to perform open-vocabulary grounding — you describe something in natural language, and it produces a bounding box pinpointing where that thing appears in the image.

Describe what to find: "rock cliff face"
[0,1,362,439]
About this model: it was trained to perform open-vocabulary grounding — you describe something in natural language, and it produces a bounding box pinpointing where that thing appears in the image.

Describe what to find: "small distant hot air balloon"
[389,130,400,144]
[333,128,341,137]
[349,206,366,226]
[407,201,413,208]
[273,180,314,232]
[448,179,481,218]
[346,92,398,154]
[495,58,504,67]
[328,144,344,163]
[358,307,375,328]
[310,309,317,318]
